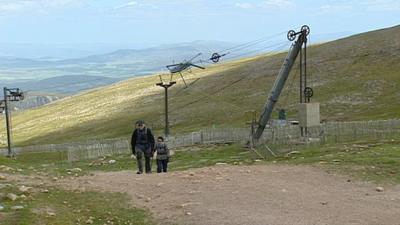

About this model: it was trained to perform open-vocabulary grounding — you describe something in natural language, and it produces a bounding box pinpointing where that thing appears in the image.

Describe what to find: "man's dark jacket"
[130,127,155,157]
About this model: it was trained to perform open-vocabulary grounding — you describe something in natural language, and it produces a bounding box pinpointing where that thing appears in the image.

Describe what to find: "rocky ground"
[58,164,400,225]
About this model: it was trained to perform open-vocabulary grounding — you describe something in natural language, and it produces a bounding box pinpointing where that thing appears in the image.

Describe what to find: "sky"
[0,0,399,58]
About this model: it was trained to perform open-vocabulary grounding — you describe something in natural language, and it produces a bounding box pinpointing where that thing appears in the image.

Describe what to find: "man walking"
[131,120,155,174]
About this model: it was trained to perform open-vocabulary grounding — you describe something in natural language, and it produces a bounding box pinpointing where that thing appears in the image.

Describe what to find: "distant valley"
[0,40,235,81]
[0,75,125,110]
[0,41,235,109]
[0,75,122,95]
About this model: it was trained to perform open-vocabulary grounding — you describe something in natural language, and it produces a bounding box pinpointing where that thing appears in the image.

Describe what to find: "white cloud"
[263,0,293,8]
[235,2,254,9]
[362,0,400,11]
[112,1,160,11]
[235,0,294,11]
[320,3,353,14]
[114,1,138,10]
[319,0,400,14]
[0,0,85,13]
[0,1,34,12]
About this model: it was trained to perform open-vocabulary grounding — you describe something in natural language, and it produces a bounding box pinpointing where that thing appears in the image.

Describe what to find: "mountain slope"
[2,25,400,146]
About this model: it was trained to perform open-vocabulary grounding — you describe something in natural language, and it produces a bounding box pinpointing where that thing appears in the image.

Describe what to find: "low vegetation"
[1,141,399,181]
[1,152,156,225]
[0,186,155,225]
[0,144,254,177]
[274,140,400,184]
[1,140,399,223]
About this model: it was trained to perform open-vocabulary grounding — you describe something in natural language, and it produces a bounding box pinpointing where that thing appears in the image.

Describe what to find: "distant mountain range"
[0,40,235,81]
[0,75,123,110]
[0,40,235,110]
[0,75,122,95]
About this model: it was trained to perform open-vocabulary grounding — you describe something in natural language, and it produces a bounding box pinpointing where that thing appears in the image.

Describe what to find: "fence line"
[1,119,399,161]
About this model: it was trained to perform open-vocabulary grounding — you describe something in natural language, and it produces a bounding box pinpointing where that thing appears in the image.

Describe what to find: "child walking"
[155,136,170,173]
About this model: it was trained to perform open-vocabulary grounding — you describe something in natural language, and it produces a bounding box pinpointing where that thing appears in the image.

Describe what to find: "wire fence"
[1,119,399,161]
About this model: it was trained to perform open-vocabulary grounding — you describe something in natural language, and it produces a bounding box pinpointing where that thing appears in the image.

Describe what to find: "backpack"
[136,128,148,144]
[157,143,167,155]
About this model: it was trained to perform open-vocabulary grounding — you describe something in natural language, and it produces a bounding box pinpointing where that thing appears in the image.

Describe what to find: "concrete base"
[298,103,320,127]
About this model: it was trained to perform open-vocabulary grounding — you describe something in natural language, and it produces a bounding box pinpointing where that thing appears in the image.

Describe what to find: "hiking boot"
[136,171,143,174]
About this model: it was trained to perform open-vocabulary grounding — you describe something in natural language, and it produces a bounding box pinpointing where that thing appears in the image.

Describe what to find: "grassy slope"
[2,25,400,146]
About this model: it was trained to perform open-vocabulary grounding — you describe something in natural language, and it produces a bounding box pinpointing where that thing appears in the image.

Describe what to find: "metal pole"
[300,47,303,103]
[165,86,169,137]
[304,41,309,103]
[3,87,12,157]
[253,34,306,140]
[302,28,309,103]
[156,81,176,138]
[299,48,304,136]
[303,41,308,136]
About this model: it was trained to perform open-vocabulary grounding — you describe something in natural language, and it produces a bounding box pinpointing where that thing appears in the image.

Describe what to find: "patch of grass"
[0,151,73,176]
[0,144,255,177]
[0,185,155,225]
[0,151,135,177]
[2,140,399,185]
[169,144,255,171]
[2,141,399,185]
[271,140,400,184]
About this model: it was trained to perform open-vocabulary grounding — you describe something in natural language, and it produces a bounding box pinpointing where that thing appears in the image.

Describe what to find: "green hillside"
[2,25,400,146]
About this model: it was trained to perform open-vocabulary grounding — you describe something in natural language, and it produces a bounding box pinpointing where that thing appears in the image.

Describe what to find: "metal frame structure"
[253,25,310,141]
[166,53,205,88]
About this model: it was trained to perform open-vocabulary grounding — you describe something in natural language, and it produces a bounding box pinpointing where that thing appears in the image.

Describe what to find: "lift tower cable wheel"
[253,26,310,141]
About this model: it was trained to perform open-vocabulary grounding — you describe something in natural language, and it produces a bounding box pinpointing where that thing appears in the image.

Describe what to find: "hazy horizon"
[1,0,399,59]
[0,32,354,59]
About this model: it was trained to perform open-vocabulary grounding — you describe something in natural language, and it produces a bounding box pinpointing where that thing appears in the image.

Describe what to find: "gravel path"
[65,165,400,225]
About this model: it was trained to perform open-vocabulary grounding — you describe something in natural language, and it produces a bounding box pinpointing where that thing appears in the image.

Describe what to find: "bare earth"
[63,165,400,225]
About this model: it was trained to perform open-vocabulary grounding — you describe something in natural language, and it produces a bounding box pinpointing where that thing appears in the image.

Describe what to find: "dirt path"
[62,165,400,225]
